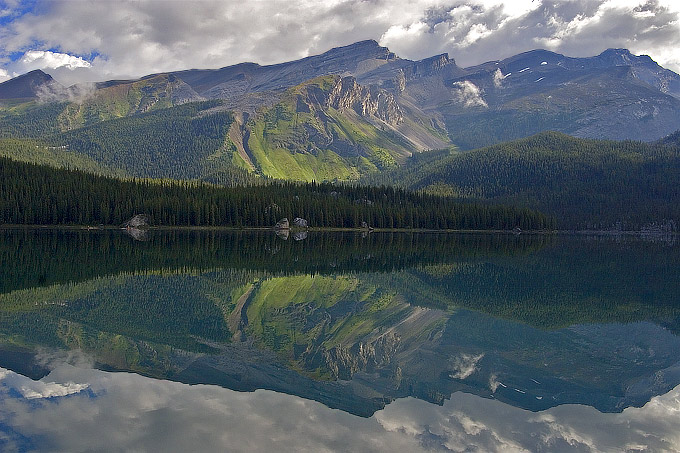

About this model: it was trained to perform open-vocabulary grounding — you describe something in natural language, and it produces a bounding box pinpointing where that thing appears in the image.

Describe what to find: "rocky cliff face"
[302,332,401,380]
[403,54,452,79]
[356,52,462,95]
[324,76,403,126]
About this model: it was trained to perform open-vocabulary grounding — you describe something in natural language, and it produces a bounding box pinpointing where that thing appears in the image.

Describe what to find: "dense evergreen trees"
[0,101,66,138]
[365,131,680,230]
[0,156,553,230]
[0,138,121,175]
[53,101,248,181]
[0,99,259,186]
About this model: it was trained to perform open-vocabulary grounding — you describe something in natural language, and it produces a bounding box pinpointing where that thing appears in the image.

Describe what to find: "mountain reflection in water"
[0,229,678,448]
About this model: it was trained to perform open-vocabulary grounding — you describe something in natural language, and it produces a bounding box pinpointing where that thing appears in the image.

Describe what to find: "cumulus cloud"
[0,365,423,452]
[1,0,408,85]
[20,50,91,70]
[0,0,678,86]
[35,81,96,103]
[379,0,680,73]
[376,388,680,452]
[452,80,488,107]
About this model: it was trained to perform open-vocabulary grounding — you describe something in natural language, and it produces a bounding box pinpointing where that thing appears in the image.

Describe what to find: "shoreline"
[0,224,541,234]
[0,224,676,237]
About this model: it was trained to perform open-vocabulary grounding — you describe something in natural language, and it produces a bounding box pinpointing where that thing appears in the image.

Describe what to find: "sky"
[0,0,679,85]
[1,362,679,451]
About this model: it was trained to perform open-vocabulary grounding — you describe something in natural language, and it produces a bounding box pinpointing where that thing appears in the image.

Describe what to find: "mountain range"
[2,40,680,179]
[2,40,680,228]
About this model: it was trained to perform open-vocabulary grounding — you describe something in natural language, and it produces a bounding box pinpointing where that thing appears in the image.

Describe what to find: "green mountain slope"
[364,131,680,229]
[0,100,67,138]
[0,73,199,136]
[52,100,251,183]
[0,74,445,183]
[242,75,441,181]
[57,74,197,129]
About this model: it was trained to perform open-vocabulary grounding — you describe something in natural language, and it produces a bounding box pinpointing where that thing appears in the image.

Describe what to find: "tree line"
[0,156,554,230]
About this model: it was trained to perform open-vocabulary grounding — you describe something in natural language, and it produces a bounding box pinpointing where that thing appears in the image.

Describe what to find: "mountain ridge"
[7,41,677,102]
[1,41,680,183]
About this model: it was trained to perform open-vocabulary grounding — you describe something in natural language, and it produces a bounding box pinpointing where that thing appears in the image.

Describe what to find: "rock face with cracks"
[324,76,403,126]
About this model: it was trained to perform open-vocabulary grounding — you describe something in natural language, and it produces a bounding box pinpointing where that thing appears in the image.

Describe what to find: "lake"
[0,229,678,452]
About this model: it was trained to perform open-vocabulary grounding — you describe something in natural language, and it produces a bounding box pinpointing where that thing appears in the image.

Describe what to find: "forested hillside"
[1,41,679,231]
[0,156,553,230]
[364,131,680,230]
[0,138,122,176]
[51,101,259,185]
[0,98,259,186]
[0,100,66,138]
[0,79,441,184]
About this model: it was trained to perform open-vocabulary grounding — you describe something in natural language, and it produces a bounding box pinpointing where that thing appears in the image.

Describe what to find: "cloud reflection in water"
[0,364,678,452]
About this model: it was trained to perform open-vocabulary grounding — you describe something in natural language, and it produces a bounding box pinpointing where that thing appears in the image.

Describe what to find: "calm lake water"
[0,229,679,452]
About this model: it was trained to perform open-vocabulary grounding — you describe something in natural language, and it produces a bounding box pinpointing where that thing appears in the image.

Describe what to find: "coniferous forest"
[0,156,553,230]
[364,131,680,230]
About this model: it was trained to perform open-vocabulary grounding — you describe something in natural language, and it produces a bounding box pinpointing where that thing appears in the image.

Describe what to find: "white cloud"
[1,49,94,85]
[35,81,96,103]
[489,373,503,392]
[0,0,679,85]
[376,388,680,452]
[493,68,504,87]
[0,368,88,400]
[20,50,91,70]
[452,80,488,107]
[379,0,680,72]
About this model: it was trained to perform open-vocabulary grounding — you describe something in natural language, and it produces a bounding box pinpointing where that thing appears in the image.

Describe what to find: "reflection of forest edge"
[0,228,549,294]
[2,230,679,334]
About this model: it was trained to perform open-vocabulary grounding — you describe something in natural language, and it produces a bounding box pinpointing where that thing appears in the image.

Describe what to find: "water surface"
[0,229,678,451]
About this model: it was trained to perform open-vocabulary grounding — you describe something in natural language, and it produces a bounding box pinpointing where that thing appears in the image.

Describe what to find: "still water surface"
[0,229,678,451]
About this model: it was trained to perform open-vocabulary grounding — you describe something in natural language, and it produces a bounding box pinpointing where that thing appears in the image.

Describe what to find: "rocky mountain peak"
[595,48,680,98]
[401,53,455,80]
[420,53,451,70]
[0,69,59,100]
[324,39,397,61]
[598,48,646,66]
